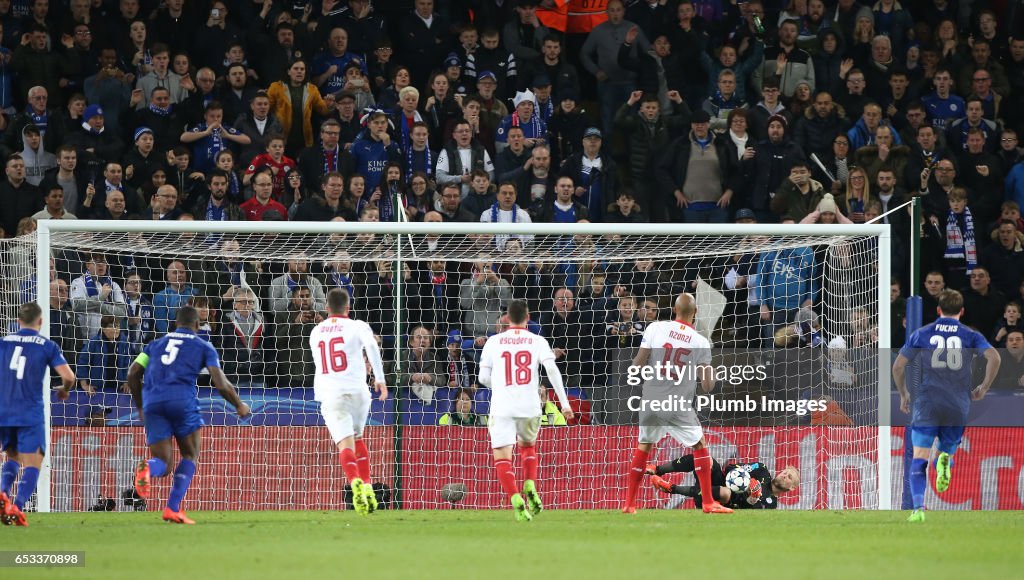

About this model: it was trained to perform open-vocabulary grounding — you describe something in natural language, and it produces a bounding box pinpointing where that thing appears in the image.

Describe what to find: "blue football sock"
[1,460,18,495]
[14,467,39,510]
[167,459,196,512]
[910,458,928,510]
[148,457,168,478]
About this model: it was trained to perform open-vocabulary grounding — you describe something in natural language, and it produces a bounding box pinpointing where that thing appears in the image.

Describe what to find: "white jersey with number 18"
[479,327,557,418]
[309,316,384,401]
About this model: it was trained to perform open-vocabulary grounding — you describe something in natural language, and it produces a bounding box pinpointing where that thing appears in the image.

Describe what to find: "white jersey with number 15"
[640,320,712,392]
[479,327,556,417]
[310,316,384,401]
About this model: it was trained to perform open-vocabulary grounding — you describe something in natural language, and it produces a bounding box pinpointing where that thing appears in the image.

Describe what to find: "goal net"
[12,220,893,511]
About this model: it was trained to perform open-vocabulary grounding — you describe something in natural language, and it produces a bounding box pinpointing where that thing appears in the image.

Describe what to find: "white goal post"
[28,219,891,512]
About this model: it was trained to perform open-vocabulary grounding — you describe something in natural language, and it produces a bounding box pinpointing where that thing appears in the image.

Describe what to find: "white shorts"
[319,390,372,443]
[638,424,704,447]
[488,416,541,449]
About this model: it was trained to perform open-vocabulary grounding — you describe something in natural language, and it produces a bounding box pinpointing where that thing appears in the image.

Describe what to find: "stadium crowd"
[3,0,1024,424]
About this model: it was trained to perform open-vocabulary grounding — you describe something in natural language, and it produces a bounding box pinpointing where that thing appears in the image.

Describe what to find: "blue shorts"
[911,425,965,455]
[143,399,203,446]
[0,424,46,455]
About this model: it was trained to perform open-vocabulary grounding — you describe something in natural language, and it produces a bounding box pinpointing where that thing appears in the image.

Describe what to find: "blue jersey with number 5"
[0,329,67,426]
[899,317,991,425]
[142,328,220,407]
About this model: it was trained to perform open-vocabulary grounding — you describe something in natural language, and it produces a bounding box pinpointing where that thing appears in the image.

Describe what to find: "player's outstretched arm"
[892,354,911,413]
[697,363,715,394]
[973,348,1002,401]
[362,327,388,401]
[209,366,251,417]
[631,346,651,368]
[54,364,77,400]
[541,358,574,422]
[126,357,147,411]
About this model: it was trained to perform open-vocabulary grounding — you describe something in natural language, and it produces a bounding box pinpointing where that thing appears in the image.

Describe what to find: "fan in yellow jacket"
[267,60,333,154]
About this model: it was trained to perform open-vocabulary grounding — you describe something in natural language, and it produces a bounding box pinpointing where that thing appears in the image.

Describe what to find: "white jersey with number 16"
[479,327,557,418]
[309,316,384,401]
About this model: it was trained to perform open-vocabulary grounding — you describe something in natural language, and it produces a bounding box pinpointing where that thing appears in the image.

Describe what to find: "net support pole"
[392,190,404,509]
[877,227,893,510]
[36,221,53,513]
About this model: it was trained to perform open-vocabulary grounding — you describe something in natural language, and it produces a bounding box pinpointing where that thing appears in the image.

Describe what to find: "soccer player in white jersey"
[309,288,388,516]
[479,299,574,522]
[621,293,733,514]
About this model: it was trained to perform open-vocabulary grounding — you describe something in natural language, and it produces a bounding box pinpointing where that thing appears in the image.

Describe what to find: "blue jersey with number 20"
[899,317,991,426]
[142,328,220,407]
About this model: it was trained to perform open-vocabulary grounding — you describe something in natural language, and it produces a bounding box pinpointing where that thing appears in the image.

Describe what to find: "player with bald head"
[621,293,733,514]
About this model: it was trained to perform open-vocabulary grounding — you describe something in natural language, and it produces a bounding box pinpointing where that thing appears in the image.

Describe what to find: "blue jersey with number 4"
[0,329,68,426]
[142,328,220,407]
[899,317,991,425]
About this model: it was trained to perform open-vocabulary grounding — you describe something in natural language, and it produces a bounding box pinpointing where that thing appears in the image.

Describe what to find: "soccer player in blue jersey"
[0,303,77,526]
[892,289,1000,522]
[127,306,250,524]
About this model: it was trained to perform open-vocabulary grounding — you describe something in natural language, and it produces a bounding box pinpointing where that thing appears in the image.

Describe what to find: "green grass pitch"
[3,510,1022,579]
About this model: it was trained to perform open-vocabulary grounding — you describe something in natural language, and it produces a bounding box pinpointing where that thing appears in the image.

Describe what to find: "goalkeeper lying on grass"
[647,455,800,509]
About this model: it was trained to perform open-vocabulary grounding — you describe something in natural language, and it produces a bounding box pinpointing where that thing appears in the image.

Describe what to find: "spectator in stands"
[192,169,244,222]
[540,287,592,392]
[854,124,909,186]
[771,162,826,222]
[177,68,220,128]
[293,171,348,221]
[31,185,76,221]
[240,168,289,221]
[958,264,1004,343]
[656,109,739,223]
[459,255,511,342]
[994,330,1024,389]
[613,92,688,223]
[581,1,649,132]
[439,388,484,426]
[402,324,442,404]
[480,182,533,250]
[129,87,182,156]
[48,278,77,361]
[536,175,587,223]
[77,314,134,393]
[921,68,964,133]
[981,220,1024,299]
[755,19,815,99]
[435,182,477,223]
[559,127,615,222]
[121,128,162,192]
[992,302,1023,348]
[749,78,789,141]
[794,91,846,160]
[939,187,978,286]
[947,97,1001,155]
[268,253,328,319]
[38,145,85,215]
[835,166,874,224]
[617,25,683,114]
[702,70,744,134]
[220,285,266,386]
[605,188,646,223]
[846,102,898,151]
[122,271,153,349]
[396,0,450,91]
[757,243,818,347]
[494,125,532,185]
[234,91,284,167]
[0,155,41,237]
[437,118,494,199]
[275,286,324,387]
[311,27,366,96]
[142,184,182,221]
[180,101,251,174]
[65,104,125,167]
[515,144,556,219]
[152,260,198,335]
[267,59,333,156]
[134,43,191,108]
[20,124,55,185]
[69,252,128,340]
[750,115,806,221]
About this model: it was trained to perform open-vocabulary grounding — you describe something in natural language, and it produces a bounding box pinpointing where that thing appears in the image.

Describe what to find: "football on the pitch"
[440,483,467,503]
[725,469,751,493]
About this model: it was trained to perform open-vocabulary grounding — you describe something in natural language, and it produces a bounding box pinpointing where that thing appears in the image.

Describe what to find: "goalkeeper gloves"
[745,478,763,505]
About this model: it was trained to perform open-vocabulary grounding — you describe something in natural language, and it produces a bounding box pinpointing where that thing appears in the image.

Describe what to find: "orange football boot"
[162,508,195,524]
[135,460,151,499]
